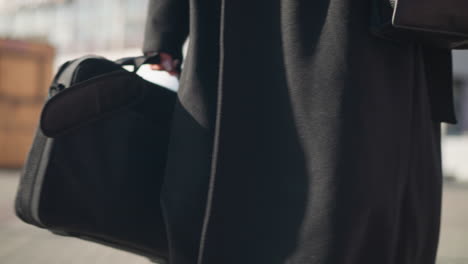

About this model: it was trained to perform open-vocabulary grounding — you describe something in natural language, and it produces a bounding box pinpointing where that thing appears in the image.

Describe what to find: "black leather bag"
[371,0,468,49]
[14,54,176,263]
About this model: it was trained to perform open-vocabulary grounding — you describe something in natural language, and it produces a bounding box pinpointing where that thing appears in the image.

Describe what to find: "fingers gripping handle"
[115,53,181,79]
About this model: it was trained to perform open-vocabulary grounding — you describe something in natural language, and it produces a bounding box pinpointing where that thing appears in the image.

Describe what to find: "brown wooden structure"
[0,39,55,168]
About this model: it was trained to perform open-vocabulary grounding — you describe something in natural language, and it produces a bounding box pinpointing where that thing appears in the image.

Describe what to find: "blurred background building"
[0,0,146,54]
[444,51,468,182]
[0,0,182,98]
[0,0,180,170]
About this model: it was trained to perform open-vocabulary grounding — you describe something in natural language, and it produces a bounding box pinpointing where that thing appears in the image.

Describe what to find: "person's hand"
[149,52,181,77]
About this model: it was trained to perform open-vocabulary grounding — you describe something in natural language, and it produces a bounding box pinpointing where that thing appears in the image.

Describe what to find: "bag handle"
[115,53,162,73]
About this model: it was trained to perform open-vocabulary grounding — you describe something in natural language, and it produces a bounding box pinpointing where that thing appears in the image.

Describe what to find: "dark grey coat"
[142,0,456,263]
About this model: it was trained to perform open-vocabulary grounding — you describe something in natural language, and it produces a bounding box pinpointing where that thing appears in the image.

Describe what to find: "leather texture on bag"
[371,0,468,49]
[14,55,175,263]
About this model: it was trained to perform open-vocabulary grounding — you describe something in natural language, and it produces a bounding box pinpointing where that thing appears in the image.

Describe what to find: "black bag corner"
[371,0,468,49]
[14,54,176,263]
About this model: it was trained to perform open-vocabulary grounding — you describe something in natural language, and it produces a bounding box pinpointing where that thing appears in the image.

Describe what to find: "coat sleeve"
[142,0,189,61]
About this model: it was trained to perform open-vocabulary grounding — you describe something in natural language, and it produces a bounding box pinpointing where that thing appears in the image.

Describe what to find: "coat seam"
[196,0,226,263]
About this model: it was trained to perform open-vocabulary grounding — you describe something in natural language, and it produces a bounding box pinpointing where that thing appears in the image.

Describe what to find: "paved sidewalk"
[0,169,467,264]
[0,170,153,264]
[437,181,468,263]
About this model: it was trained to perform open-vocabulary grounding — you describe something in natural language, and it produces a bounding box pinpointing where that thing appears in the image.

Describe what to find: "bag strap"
[55,55,106,87]
[49,55,107,97]
[51,54,178,95]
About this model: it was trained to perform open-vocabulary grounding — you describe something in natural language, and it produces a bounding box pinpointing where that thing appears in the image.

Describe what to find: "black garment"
[142,0,455,263]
